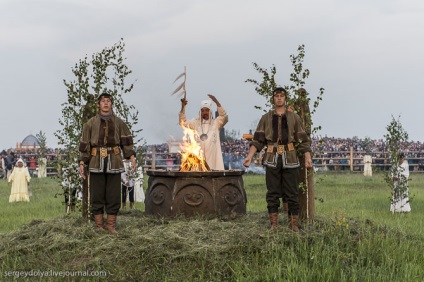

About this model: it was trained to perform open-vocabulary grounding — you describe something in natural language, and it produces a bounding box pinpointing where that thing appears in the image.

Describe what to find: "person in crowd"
[1,150,6,179]
[5,151,15,179]
[243,87,312,232]
[79,92,136,234]
[29,156,37,169]
[179,94,228,170]
[121,159,135,209]
[8,158,31,202]
[390,152,411,212]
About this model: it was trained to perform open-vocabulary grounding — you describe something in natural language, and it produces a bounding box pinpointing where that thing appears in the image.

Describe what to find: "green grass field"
[0,172,423,281]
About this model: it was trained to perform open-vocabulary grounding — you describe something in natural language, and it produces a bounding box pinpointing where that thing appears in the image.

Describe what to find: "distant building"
[16,134,40,151]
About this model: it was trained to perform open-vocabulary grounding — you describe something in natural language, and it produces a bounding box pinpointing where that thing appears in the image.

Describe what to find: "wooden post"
[82,170,89,220]
[350,146,353,172]
[152,147,156,170]
[298,155,315,221]
[57,149,62,177]
[295,88,315,221]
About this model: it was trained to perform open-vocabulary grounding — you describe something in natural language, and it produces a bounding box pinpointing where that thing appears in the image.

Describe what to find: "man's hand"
[208,94,221,107]
[180,98,188,113]
[305,152,313,169]
[130,155,136,173]
[243,157,252,168]
[79,165,86,180]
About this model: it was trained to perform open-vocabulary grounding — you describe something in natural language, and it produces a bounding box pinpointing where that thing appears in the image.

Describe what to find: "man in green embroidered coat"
[79,92,136,234]
[244,87,312,232]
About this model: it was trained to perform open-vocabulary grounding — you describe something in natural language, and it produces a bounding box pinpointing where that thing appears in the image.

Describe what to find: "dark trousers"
[121,184,134,203]
[90,172,121,215]
[265,156,300,215]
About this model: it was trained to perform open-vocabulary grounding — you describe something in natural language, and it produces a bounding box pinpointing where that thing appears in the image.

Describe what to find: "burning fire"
[179,124,210,172]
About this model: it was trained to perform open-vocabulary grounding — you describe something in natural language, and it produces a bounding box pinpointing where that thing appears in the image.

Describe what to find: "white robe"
[180,106,228,170]
[390,160,411,212]
[8,166,31,202]
[38,158,47,178]
[363,155,372,176]
[134,167,145,203]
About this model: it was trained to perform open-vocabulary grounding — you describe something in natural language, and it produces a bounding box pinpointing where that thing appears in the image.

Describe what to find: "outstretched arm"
[208,94,221,107]
[180,98,188,113]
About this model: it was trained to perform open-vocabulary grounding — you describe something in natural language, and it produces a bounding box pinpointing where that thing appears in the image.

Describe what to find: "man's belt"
[91,146,121,158]
[266,143,295,155]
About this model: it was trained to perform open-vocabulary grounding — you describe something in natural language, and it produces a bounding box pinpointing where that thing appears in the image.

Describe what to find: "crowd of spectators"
[142,136,424,172]
[3,136,424,175]
[0,148,61,178]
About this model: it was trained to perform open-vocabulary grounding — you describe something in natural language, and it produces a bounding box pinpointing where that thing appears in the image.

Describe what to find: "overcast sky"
[1,0,423,149]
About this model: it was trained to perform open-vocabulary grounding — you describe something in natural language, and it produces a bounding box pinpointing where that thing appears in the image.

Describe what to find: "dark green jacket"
[79,114,135,173]
[251,110,311,168]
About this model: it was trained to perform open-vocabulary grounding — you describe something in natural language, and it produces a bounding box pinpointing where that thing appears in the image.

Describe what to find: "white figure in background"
[8,158,31,202]
[38,157,47,178]
[363,155,372,176]
[121,160,136,209]
[62,163,81,213]
[390,152,411,213]
[134,166,145,203]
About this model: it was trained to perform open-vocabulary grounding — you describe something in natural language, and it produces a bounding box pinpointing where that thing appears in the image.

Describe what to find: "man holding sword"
[179,94,228,170]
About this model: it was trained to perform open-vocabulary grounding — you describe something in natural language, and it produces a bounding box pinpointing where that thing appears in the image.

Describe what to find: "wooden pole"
[152,147,156,170]
[298,155,315,221]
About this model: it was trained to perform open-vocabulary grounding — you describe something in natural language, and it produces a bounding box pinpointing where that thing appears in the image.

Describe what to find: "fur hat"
[97,92,113,102]
[200,99,212,110]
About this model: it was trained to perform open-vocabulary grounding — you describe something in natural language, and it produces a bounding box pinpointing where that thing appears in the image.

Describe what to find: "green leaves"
[246,44,325,137]
[383,115,411,211]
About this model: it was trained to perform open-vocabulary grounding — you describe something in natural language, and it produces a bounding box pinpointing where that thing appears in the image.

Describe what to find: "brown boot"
[106,214,118,235]
[70,204,76,212]
[282,202,288,215]
[268,212,279,230]
[289,215,300,232]
[121,202,126,210]
[94,214,105,231]
[130,202,134,209]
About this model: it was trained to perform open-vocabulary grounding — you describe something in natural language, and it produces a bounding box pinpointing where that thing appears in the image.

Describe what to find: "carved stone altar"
[145,170,246,217]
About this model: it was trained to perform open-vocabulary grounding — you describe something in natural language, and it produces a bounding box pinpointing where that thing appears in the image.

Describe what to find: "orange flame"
[179,123,210,172]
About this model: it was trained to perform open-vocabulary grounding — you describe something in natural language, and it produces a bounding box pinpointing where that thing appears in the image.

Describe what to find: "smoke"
[224,154,265,174]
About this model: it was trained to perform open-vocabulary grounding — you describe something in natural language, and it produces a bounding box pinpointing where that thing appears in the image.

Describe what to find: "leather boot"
[106,214,118,235]
[289,215,300,232]
[282,202,288,215]
[94,214,105,231]
[122,202,126,210]
[130,202,134,209]
[268,212,279,230]
[70,204,76,212]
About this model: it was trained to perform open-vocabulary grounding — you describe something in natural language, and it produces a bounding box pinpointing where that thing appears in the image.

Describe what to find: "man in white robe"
[179,94,228,170]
